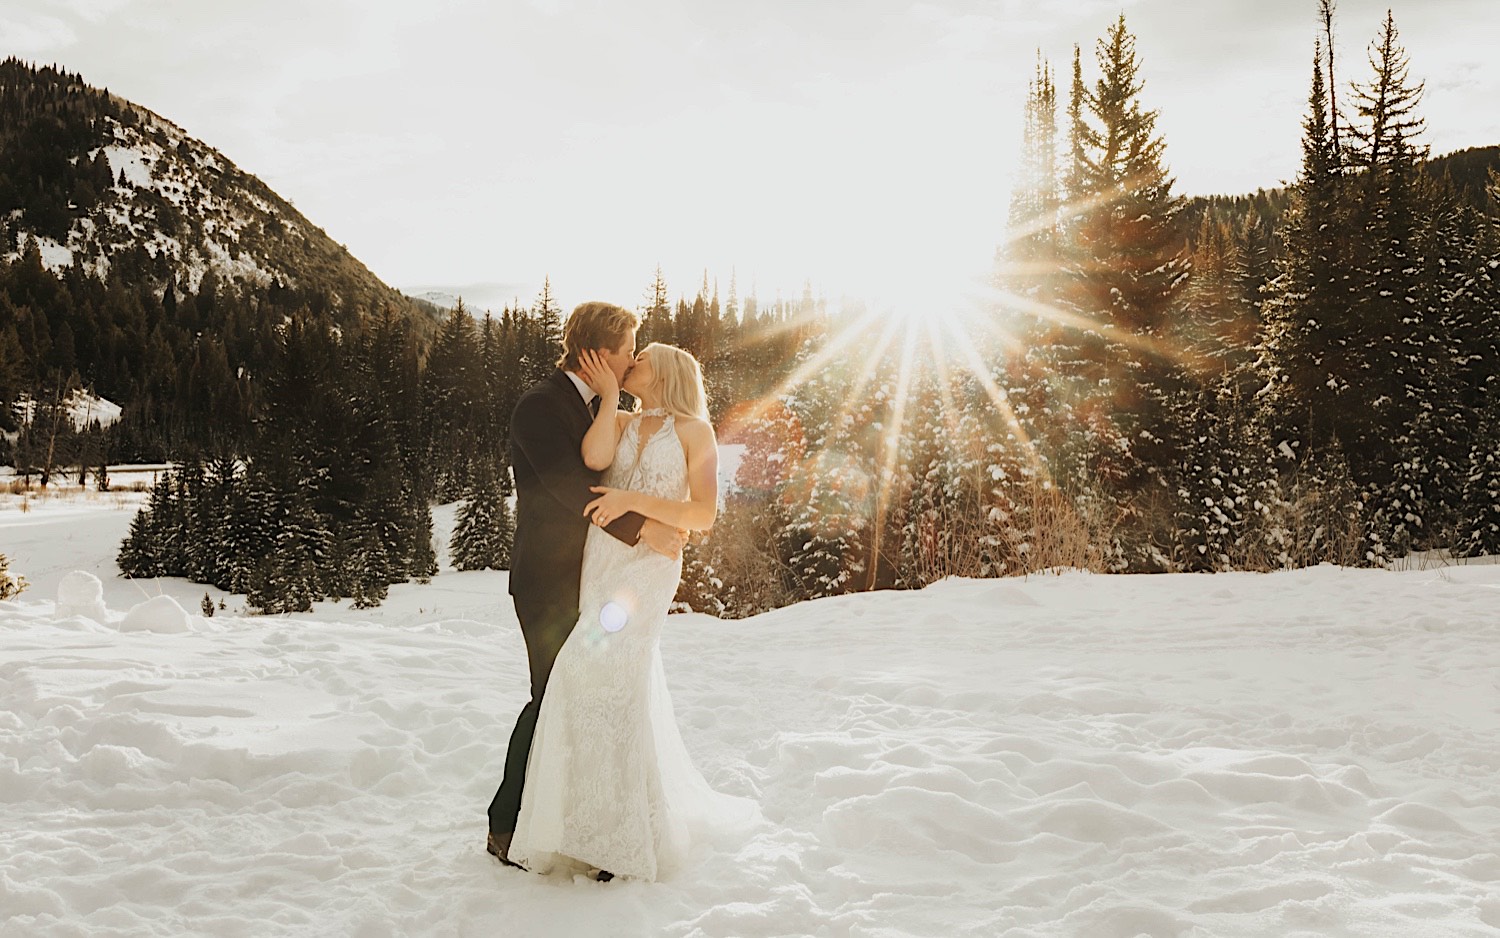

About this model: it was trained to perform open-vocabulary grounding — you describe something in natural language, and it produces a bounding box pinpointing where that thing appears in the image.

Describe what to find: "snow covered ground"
[2,497,1498,937]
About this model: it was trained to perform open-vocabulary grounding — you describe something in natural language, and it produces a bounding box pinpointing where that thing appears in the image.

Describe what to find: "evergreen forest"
[2,9,1498,615]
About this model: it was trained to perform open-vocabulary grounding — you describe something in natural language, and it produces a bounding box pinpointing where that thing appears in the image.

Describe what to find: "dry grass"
[1257,480,1370,570]
[1005,481,1127,576]
[687,498,797,617]
[1,474,150,514]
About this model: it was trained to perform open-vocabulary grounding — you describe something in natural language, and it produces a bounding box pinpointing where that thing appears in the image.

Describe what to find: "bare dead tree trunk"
[41,380,64,488]
[1320,0,1340,161]
[77,390,96,486]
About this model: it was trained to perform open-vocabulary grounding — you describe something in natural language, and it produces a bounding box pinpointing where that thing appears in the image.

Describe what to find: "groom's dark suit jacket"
[508,369,646,608]
[491,368,649,836]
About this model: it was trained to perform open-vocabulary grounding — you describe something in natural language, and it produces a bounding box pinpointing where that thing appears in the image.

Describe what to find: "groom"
[486,301,686,869]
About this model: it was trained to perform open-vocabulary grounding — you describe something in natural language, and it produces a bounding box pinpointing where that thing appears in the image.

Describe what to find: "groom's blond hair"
[558,302,641,370]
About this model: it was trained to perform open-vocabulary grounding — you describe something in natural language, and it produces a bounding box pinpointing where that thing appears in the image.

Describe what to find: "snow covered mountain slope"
[0,59,429,319]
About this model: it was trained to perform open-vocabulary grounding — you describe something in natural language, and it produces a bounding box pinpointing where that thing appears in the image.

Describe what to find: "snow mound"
[119,594,193,633]
[55,571,108,622]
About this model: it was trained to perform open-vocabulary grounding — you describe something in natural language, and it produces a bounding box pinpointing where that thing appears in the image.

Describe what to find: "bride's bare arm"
[585,418,719,532]
[578,350,626,471]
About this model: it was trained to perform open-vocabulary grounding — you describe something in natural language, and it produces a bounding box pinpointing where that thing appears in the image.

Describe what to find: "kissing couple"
[484,301,756,882]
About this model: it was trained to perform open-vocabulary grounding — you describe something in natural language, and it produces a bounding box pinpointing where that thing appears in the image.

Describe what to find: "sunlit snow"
[1,493,1496,936]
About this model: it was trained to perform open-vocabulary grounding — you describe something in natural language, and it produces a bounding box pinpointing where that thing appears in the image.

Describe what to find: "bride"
[506,342,756,881]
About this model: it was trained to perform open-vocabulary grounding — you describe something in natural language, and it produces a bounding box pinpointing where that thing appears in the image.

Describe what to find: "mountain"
[399,282,538,316]
[1180,144,1500,244]
[0,58,453,459]
[0,57,436,324]
[1426,145,1500,209]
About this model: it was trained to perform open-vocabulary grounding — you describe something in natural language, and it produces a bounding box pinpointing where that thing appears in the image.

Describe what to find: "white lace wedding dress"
[507,413,758,881]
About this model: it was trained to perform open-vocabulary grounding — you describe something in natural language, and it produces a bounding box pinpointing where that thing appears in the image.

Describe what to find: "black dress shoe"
[594,869,614,882]
[486,831,525,870]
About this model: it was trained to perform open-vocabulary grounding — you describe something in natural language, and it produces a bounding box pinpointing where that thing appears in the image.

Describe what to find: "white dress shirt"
[564,370,597,407]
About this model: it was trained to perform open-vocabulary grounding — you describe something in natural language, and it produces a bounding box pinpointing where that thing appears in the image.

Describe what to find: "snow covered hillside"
[9,390,122,432]
[1,61,423,317]
[1,500,1497,937]
[9,104,287,291]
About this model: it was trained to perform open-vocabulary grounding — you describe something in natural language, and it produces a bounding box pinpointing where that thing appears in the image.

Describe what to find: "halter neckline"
[639,407,670,418]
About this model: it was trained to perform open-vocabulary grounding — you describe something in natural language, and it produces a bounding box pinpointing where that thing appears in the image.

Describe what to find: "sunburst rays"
[716,172,1207,585]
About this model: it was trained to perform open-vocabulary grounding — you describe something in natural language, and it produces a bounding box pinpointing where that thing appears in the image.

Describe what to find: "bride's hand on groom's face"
[578,349,619,400]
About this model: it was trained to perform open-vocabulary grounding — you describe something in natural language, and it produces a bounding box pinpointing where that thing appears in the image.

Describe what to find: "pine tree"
[1457,393,1500,557]
[778,460,868,601]
[450,469,514,571]
[246,555,284,615]
[640,266,673,345]
[528,278,564,385]
[895,391,994,585]
[0,552,26,600]
[178,458,213,584]
[1319,0,1343,161]
[226,457,271,594]
[1001,52,1061,335]
[1291,438,1370,566]
[1346,11,1429,451]
[1181,215,1253,375]
[1170,380,1277,571]
[1172,386,1233,571]
[1343,12,1442,550]
[404,484,439,583]
[1054,14,1190,565]
[422,303,481,501]
[475,314,508,482]
[351,528,391,609]
[270,492,323,611]
[1064,44,1090,205]
[1062,13,1189,369]
[1257,41,1345,421]
[118,470,175,578]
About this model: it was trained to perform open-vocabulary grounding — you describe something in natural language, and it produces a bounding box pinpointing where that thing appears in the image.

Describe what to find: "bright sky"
[4,0,1498,314]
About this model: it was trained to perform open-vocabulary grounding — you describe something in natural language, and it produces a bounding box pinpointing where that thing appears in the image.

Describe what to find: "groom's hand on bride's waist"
[639,518,689,559]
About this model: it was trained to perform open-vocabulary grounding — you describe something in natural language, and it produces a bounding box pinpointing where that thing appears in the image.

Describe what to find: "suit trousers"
[488,590,580,836]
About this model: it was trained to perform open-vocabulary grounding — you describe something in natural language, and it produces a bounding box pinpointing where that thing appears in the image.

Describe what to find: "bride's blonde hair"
[640,343,709,421]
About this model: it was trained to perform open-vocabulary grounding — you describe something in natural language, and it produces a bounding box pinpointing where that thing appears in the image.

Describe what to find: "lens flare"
[599,601,627,633]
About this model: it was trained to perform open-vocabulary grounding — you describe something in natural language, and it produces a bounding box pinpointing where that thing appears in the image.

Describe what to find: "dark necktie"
[589,396,601,418]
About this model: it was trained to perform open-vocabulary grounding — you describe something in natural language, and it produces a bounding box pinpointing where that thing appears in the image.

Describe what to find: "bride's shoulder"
[672,415,716,443]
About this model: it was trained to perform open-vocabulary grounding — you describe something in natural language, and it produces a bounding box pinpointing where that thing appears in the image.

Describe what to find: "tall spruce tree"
[1061,14,1189,377]
[1257,40,1348,457]
[450,468,514,571]
[1345,12,1440,554]
[1007,53,1061,254]
[1002,53,1062,351]
[528,279,564,385]
[1180,215,1254,376]
[1458,392,1500,557]
[1055,14,1190,566]
[640,266,674,346]
[422,303,481,501]
[118,469,176,578]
